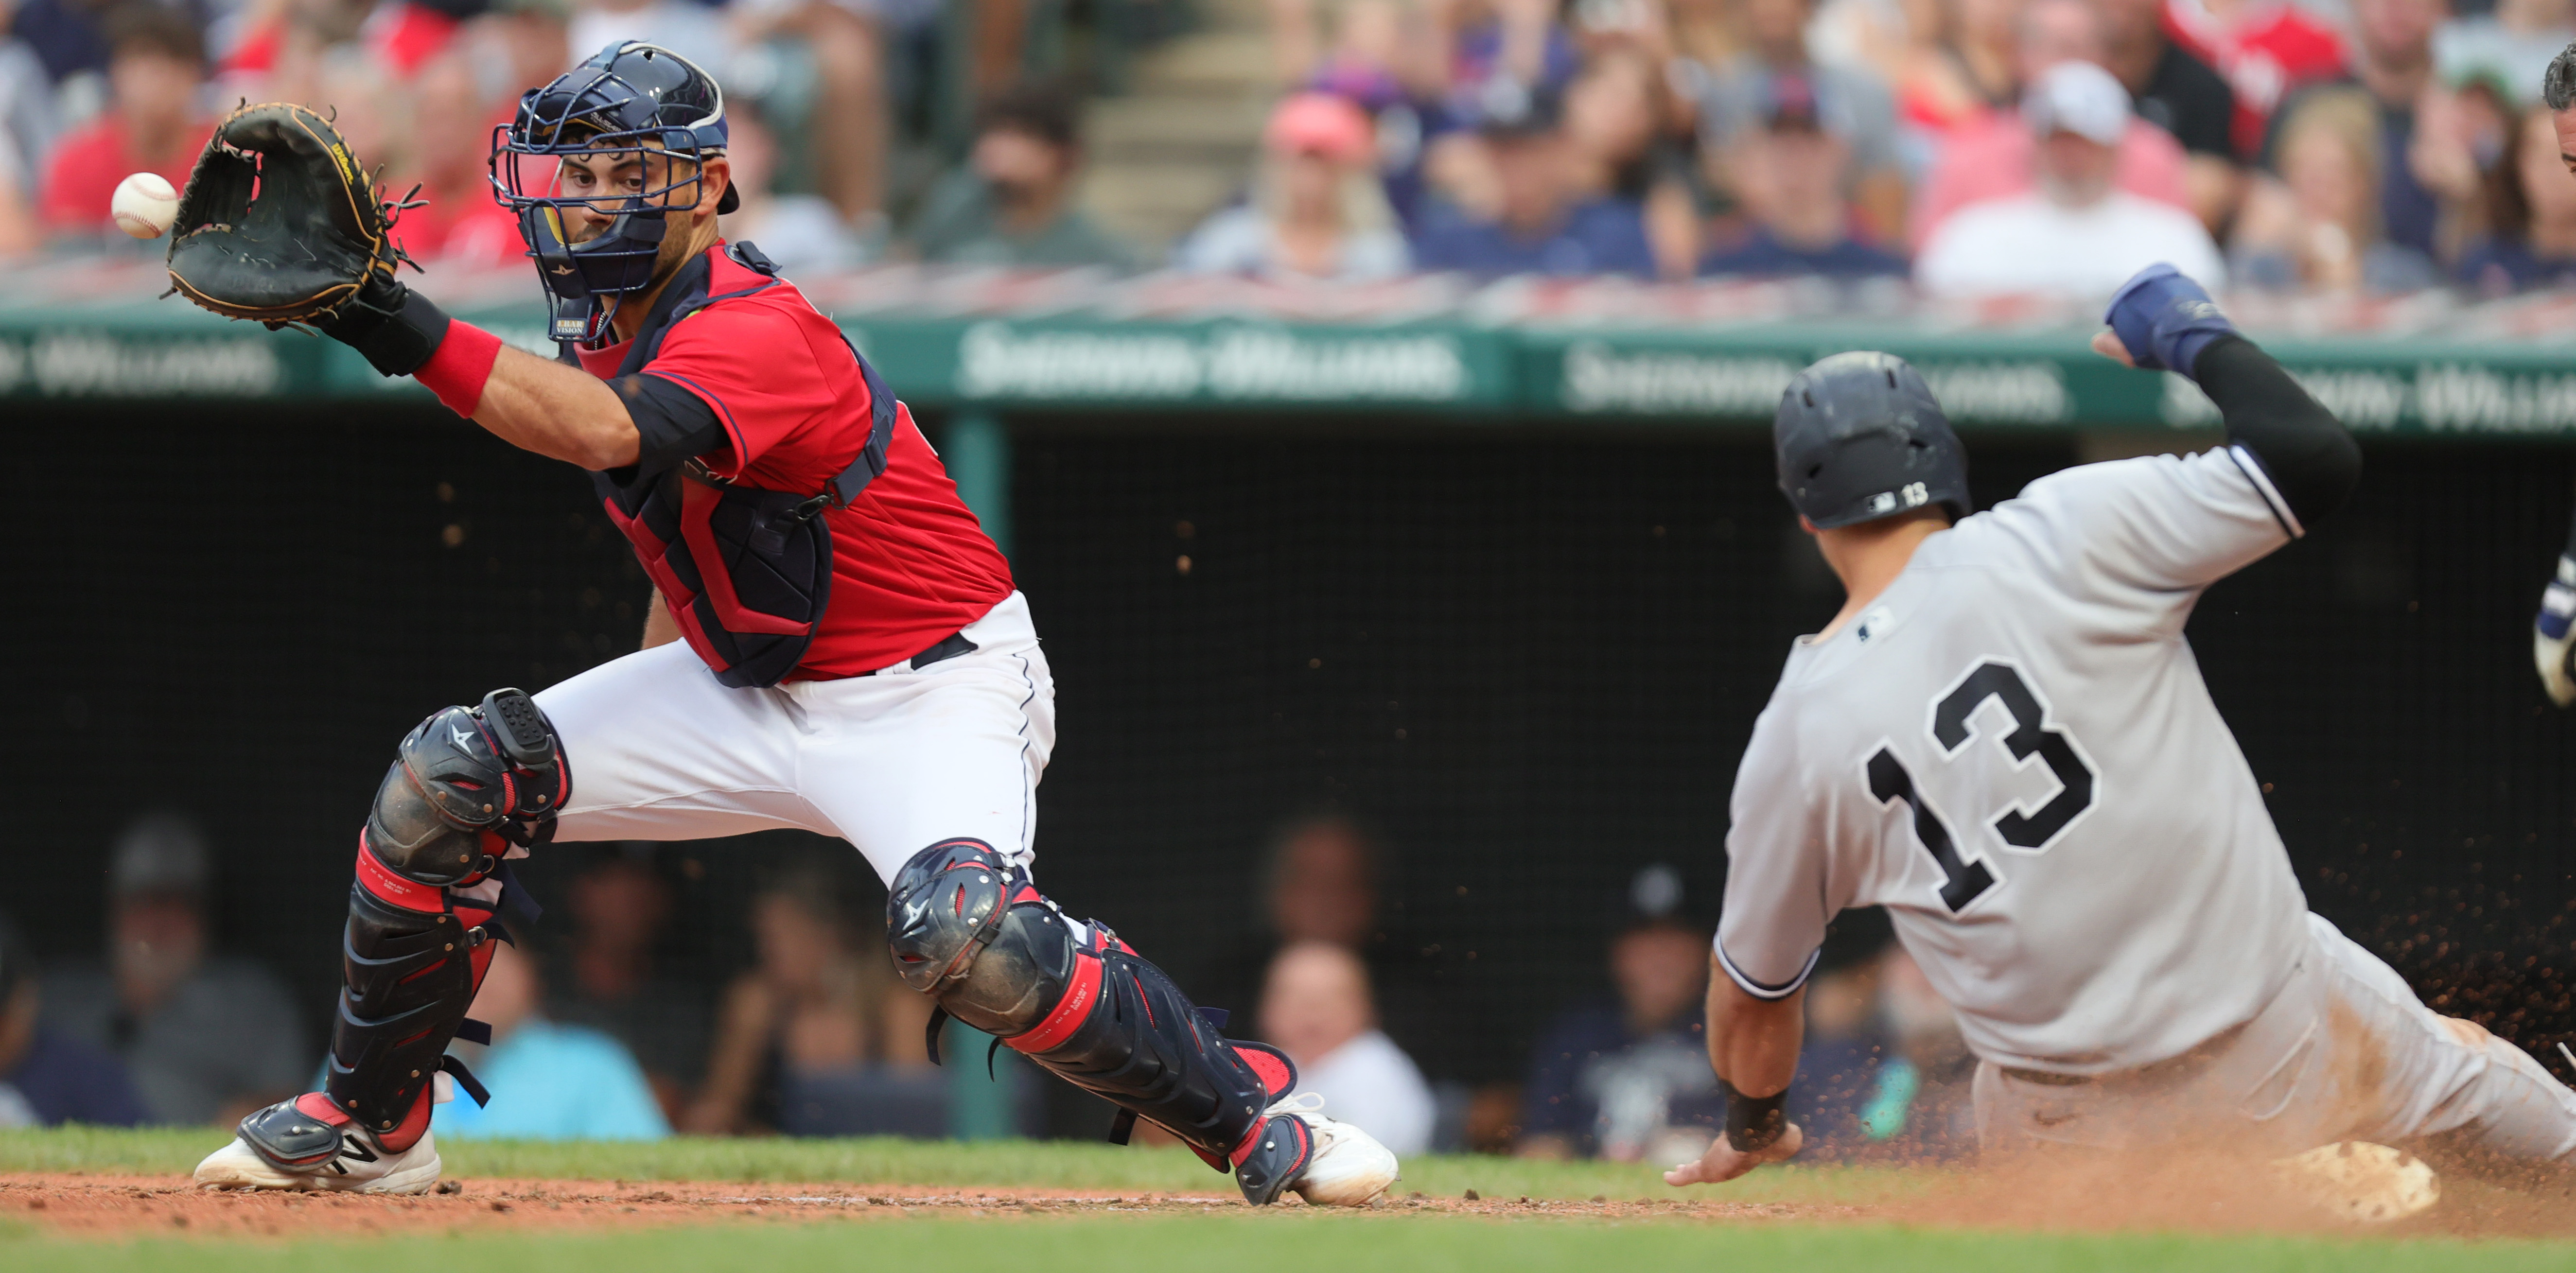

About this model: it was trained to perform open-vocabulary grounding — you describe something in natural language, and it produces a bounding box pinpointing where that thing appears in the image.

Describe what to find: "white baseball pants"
[1975,911,2576,1161]
[531,591,1056,884]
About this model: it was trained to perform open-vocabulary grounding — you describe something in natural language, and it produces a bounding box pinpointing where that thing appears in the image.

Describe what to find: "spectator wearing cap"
[1690,0,1909,244]
[0,910,148,1128]
[1273,0,1441,233]
[2228,87,2439,292]
[36,4,210,236]
[1909,0,2197,251]
[1700,70,1906,279]
[1176,91,1411,280]
[1516,867,1722,1163]
[41,813,309,1127]
[910,77,1135,268]
[2095,0,2242,223]
[1408,82,1656,277]
[1916,60,2226,297]
[1257,942,1435,1157]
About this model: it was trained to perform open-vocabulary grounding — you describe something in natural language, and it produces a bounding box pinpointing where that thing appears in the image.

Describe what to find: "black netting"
[7,405,2575,1133]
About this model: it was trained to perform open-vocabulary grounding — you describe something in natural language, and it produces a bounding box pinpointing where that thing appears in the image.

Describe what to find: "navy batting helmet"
[493,42,734,344]
[1773,351,1970,528]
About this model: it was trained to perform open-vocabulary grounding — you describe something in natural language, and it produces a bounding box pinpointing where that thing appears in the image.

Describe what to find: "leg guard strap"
[322,689,564,1141]
[326,839,505,1137]
[889,839,1295,1167]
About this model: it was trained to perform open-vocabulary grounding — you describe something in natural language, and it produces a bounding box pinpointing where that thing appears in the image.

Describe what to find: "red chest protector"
[590,244,894,688]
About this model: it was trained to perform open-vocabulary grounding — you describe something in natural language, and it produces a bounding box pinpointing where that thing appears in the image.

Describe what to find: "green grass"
[0,1126,1898,1203]
[4,1212,2575,1273]
[4,1128,2571,1273]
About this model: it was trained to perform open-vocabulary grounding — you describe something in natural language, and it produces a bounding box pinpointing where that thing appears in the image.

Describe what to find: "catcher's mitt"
[166,102,417,328]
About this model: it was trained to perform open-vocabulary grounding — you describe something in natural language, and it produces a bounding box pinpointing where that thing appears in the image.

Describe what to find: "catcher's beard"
[646,219,705,290]
[594,209,721,340]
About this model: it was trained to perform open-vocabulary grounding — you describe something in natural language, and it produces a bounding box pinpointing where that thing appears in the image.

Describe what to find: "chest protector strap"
[591,242,896,687]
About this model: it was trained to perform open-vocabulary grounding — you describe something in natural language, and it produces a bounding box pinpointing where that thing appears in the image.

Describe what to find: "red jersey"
[39,114,205,229]
[576,244,1015,679]
[2163,0,2348,157]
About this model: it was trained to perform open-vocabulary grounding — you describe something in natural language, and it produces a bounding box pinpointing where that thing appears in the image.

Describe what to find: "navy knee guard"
[888,839,1305,1196]
[318,689,566,1141]
[366,686,568,884]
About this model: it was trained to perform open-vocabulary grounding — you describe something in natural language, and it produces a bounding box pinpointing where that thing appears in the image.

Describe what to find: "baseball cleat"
[2273,1140,2439,1224]
[1240,1093,1401,1207]
[194,1093,443,1195]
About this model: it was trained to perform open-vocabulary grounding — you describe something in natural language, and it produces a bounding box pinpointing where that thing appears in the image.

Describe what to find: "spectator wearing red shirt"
[37,5,208,234]
[2163,0,2349,157]
[394,53,526,271]
[1703,70,1909,279]
[1910,0,2195,250]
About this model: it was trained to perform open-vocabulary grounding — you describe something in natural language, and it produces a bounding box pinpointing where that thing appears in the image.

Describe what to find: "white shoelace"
[1263,1091,1329,1118]
[1263,1091,1349,1153]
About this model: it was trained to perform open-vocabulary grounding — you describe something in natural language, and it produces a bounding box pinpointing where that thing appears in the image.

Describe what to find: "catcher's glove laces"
[162,102,463,378]
[165,102,429,332]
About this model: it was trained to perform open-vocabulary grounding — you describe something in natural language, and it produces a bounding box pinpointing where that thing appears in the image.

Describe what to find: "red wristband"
[413,320,504,418]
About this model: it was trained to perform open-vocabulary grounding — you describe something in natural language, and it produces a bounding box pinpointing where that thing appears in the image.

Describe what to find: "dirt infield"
[9,1161,2575,1242]
[0,1173,1826,1239]
[1879,1149,2576,1242]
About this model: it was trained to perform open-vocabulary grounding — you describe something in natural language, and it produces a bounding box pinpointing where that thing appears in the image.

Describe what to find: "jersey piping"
[2225,443,2302,540]
[1716,940,1820,1001]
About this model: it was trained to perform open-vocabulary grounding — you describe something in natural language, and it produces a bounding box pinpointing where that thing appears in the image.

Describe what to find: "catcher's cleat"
[2272,1140,2440,1224]
[1240,1092,1401,1207]
[194,1092,443,1195]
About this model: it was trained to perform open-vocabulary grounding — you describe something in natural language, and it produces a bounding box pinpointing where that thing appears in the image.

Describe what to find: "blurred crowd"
[1238,0,2576,295]
[3,0,2576,296]
[4,810,1958,1168]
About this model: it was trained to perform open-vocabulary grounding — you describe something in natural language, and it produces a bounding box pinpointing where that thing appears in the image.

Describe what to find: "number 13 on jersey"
[1863,658,2100,913]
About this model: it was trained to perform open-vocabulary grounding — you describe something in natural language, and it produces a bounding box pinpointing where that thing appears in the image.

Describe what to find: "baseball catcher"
[1672,264,2576,1189]
[175,44,1398,1205]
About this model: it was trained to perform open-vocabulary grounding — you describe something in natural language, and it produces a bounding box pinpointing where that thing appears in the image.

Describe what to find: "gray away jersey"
[1718,447,2314,1074]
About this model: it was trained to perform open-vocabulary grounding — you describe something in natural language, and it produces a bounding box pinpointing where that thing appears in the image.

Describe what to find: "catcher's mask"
[491,41,736,345]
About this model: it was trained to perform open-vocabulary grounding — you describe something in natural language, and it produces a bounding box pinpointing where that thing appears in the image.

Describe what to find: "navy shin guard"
[887,839,1310,1201]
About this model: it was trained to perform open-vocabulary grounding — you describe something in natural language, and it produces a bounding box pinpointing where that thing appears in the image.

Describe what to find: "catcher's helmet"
[492,42,734,344]
[1773,351,1970,528]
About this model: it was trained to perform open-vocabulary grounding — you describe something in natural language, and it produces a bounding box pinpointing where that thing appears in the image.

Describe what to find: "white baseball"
[111,172,179,240]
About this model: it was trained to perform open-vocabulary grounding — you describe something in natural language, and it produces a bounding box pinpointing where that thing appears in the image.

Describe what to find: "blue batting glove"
[2103,263,2237,378]
[2539,555,2576,706]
